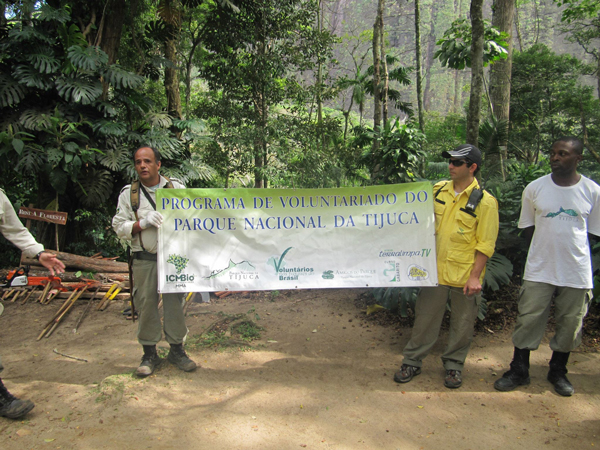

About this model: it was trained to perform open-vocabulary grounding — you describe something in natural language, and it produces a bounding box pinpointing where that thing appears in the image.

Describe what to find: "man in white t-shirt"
[494,137,600,396]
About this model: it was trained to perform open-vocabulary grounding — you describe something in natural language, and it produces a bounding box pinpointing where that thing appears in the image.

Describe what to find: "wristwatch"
[35,251,44,260]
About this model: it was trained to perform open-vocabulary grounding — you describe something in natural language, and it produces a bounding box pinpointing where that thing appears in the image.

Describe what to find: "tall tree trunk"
[372,0,384,153]
[488,0,515,180]
[317,0,324,149]
[164,38,183,120]
[97,0,126,100]
[381,11,389,125]
[514,3,523,52]
[414,0,424,130]
[98,0,126,65]
[422,1,439,112]
[467,0,484,146]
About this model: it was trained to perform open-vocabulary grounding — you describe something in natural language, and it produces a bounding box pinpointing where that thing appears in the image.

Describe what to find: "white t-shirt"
[519,174,600,289]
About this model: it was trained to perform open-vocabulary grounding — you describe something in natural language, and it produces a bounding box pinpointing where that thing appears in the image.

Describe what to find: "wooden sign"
[18,207,68,225]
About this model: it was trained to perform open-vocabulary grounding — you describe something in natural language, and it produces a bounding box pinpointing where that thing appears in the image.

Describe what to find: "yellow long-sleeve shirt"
[433,179,499,287]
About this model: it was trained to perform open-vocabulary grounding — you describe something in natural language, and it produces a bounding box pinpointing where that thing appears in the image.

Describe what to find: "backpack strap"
[434,182,448,205]
[129,176,175,252]
[130,180,140,215]
[130,176,174,217]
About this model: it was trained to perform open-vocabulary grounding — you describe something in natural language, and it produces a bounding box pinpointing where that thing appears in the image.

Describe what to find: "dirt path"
[0,289,598,449]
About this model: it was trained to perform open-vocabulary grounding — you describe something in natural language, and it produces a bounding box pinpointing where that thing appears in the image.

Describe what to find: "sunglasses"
[448,159,471,167]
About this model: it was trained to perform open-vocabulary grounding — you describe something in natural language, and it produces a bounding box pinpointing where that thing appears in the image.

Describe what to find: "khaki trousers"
[402,285,480,371]
[132,259,187,346]
[512,280,591,352]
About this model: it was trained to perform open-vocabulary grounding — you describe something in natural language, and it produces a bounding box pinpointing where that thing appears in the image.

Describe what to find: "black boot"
[135,345,162,378]
[547,351,574,397]
[167,343,197,372]
[494,347,531,392]
[0,378,35,419]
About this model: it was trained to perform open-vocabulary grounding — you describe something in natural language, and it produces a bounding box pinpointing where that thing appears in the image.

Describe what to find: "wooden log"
[24,271,129,283]
[22,251,128,273]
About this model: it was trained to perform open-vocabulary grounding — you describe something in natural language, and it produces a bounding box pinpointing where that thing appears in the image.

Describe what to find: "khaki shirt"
[433,179,499,287]
[112,176,184,254]
[0,189,43,258]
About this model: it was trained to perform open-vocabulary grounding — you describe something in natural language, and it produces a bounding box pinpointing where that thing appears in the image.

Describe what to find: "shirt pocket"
[449,212,477,244]
[445,249,475,285]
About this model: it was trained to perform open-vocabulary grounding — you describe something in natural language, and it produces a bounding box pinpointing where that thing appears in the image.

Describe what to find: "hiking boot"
[494,347,531,392]
[548,351,574,397]
[393,364,421,383]
[167,344,197,372]
[135,345,162,378]
[444,369,462,389]
[0,378,35,419]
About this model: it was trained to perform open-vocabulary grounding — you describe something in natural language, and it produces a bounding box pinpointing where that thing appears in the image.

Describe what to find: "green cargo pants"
[402,285,480,371]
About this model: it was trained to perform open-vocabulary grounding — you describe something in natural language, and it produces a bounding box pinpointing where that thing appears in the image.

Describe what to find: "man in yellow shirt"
[394,145,499,388]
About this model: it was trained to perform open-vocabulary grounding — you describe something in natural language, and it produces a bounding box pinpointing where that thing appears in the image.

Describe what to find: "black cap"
[442,144,483,168]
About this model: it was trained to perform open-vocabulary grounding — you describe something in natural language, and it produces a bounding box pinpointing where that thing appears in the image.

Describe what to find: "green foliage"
[371,287,419,317]
[509,44,595,163]
[482,253,513,291]
[359,118,426,184]
[0,3,213,255]
[199,0,337,187]
[434,19,509,70]
[231,320,265,342]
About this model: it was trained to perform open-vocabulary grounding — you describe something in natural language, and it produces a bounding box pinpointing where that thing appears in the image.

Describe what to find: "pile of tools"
[0,251,130,338]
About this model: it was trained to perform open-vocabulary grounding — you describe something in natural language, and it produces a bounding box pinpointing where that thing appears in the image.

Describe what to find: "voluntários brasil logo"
[267,247,293,274]
[167,254,189,275]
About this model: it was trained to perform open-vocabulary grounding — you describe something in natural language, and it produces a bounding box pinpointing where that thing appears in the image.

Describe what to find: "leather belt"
[132,251,157,261]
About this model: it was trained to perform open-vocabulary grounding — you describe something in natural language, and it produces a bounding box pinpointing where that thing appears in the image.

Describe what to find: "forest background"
[0,0,599,314]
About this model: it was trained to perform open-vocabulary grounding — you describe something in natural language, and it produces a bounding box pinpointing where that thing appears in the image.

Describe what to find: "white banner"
[157,183,437,293]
